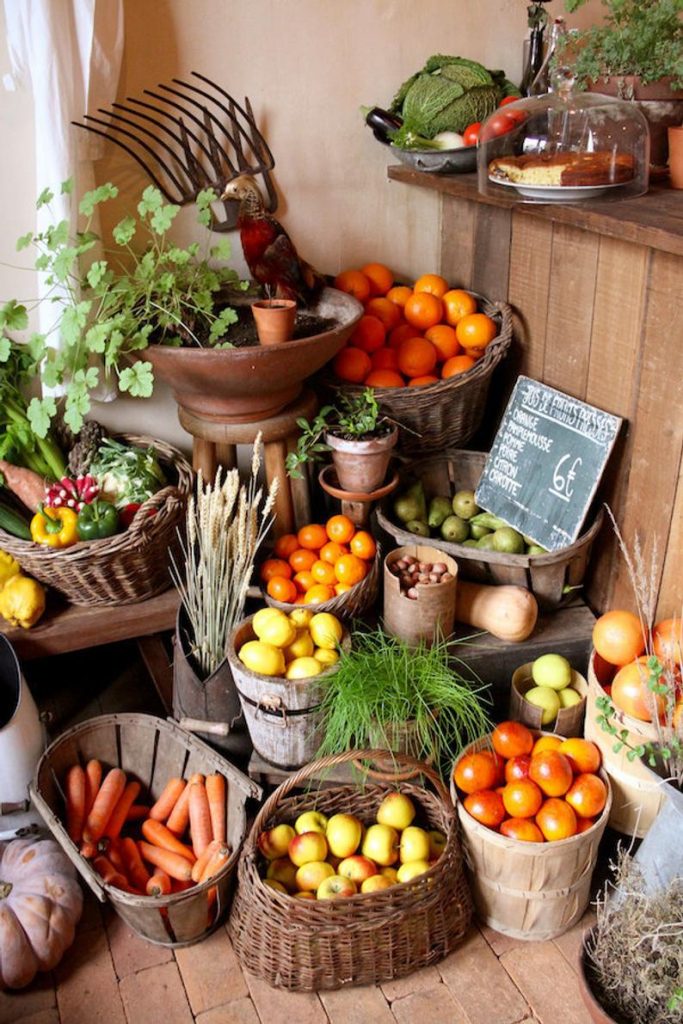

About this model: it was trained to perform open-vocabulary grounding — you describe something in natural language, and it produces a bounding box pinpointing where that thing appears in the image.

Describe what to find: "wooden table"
[387,169,683,619]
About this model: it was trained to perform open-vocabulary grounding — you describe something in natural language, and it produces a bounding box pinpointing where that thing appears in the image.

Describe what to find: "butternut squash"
[455,582,538,643]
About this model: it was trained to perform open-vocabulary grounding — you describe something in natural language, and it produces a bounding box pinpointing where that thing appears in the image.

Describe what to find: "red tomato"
[565,773,608,819]
[481,112,519,141]
[504,755,531,784]
[453,751,499,795]
[463,122,481,146]
[492,721,534,759]
[498,95,521,107]
[529,751,573,797]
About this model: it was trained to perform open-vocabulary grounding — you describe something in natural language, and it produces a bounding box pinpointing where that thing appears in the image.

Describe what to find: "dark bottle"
[520,1,550,96]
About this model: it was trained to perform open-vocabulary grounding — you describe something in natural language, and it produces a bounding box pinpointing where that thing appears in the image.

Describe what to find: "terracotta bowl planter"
[324,426,398,494]
[145,287,363,422]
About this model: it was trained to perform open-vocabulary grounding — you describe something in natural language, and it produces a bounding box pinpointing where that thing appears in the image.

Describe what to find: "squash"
[455,581,538,643]
[0,837,83,989]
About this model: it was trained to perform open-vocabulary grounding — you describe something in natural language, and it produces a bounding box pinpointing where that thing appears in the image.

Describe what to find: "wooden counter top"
[388,168,683,258]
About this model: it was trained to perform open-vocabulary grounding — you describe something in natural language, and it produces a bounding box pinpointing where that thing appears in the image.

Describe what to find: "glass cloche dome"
[477,69,650,202]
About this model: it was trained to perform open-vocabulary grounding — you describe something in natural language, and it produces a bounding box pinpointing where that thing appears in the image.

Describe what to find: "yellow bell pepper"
[0,573,46,629]
[30,505,79,548]
[0,550,20,590]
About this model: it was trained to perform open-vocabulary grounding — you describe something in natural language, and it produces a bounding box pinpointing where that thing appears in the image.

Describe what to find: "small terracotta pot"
[325,427,398,494]
[251,299,297,346]
[668,126,683,188]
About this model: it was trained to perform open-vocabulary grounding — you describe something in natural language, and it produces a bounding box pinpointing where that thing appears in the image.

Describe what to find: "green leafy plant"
[285,388,388,479]
[0,180,248,435]
[559,0,683,88]
[0,339,66,479]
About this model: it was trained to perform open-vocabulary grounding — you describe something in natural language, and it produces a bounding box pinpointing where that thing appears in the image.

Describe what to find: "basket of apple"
[509,653,588,737]
[228,748,472,991]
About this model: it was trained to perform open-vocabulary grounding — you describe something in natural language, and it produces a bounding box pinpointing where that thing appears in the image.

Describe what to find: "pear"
[406,519,430,537]
[452,490,480,520]
[393,481,426,524]
[491,527,525,554]
[428,496,452,529]
[441,515,469,543]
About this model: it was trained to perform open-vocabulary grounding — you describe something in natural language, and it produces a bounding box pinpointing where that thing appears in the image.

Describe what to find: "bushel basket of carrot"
[30,713,261,947]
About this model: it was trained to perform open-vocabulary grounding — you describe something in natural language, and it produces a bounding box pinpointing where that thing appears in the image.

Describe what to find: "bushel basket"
[0,434,193,605]
[228,749,472,991]
[320,294,512,455]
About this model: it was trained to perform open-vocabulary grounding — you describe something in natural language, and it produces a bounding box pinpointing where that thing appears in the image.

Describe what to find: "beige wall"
[0,0,603,448]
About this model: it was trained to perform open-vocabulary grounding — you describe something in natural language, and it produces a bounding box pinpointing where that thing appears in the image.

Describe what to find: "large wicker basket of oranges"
[322,271,512,456]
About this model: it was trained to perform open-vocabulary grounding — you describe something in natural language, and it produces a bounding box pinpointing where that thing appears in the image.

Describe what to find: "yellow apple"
[381,866,399,883]
[288,831,328,867]
[428,830,447,859]
[397,859,430,883]
[362,824,399,867]
[266,857,298,891]
[376,792,416,831]
[317,874,357,900]
[263,878,287,894]
[295,860,335,892]
[337,855,378,883]
[294,810,329,835]
[361,874,394,894]
[399,826,431,864]
[326,813,362,858]
[257,823,295,860]
[294,891,316,900]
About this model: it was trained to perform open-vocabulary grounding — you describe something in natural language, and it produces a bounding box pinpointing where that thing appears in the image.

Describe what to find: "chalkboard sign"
[475,377,622,552]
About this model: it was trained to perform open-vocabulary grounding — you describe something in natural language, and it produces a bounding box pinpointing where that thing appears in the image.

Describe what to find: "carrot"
[0,459,45,511]
[200,843,230,883]
[102,838,126,874]
[83,768,126,842]
[138,841,193,882]
[149,778,185,822]
[126,804,150,821]
[189,781,212,858]
[205,774,226,844]
[93,855,128,890]
[84,760,102,818]
[141,819,196,863]
[80,840,97,859]
[171,878,193,893]
[104,781,141,839]
[65,765,86,844]
[191,839,221,883]
[146,871,172,897]
[166,772,203,836]
[121,838,150,891]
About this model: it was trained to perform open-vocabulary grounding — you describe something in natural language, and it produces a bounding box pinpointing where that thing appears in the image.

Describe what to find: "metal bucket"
[0,634,44,837]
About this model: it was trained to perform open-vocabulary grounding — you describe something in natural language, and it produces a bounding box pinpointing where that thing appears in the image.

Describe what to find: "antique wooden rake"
[73,71,277,231]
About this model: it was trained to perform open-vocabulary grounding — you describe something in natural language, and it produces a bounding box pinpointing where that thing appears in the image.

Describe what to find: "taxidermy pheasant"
[221,174,325,305]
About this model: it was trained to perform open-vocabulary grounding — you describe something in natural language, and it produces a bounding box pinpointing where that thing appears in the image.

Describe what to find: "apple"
[558,687,582,708]
[337,855,378,883]
[361,874,394,894]
[294,810,329,835]
[257,823,295,860]
[376,792,416,831]
[524,685,561,725]
[288,831,328,867]
[326,813,362,858]
[294,891,316,900]
[399,826,431,864]
[532,653,572,691]
[266,857,298,891]
[396,859,430,884]
[428,830,447,859]
[317,874,357,900]
[381,866,399,883]
[362,824,399,866]
[295,860,335,892]
[263,878,287,893]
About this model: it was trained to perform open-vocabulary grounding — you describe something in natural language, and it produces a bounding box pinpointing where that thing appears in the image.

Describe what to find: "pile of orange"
[259,515,377,605]
[332,263,498,388]
[453,722,608,843]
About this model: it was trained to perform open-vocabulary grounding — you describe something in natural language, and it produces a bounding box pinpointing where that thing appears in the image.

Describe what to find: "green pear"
[406,519,430,537]
[491,527,525,554]
[532,653,572,691]
[452,490,480,520]
[393,481,426,524]
[428,496,453,529]
[440,515,469,543]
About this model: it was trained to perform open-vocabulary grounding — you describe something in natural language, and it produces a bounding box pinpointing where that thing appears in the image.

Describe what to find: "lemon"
[253,607,283,635]
[289,608,313,628]
[285,657,322,680]
[309,612,343,650]
[238,641,285,677]
[253,608,296,648]
[284,628,315,663]
[314,647,339,667]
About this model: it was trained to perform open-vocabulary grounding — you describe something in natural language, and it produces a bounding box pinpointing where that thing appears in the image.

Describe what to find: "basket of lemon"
[227,608,350,770]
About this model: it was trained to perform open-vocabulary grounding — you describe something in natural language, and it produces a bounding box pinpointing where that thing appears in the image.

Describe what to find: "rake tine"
[191,71,276,169]
[83,113,189,198]
[102,107,198,193]
[73,119,181,203]
[201,108,238,178]
[227,97,250,172]
[170,77,260,168]
[116,98,214,172]
[143,86,237,172]
[178,120,215,190]
[245,95,278,212]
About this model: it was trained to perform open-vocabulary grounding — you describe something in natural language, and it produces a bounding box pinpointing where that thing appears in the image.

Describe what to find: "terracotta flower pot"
[251,299,297,346]
[324,426,398,494]
[578,928,619,1024]
[587,76,683,167]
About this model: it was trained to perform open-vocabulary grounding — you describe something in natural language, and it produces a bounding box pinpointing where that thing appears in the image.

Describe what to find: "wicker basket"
[30,713,261,947]
[228,749,472,990]
[264,546,380,621]
[376,451,603,609]
[320,294,512,455]
[0,434,193,606]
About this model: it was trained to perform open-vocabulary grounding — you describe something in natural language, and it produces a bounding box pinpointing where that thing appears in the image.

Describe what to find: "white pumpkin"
[0,837,83,989]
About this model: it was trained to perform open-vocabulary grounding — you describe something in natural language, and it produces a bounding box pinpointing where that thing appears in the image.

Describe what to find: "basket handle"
[250,748,451,837]
[128,486,182,538]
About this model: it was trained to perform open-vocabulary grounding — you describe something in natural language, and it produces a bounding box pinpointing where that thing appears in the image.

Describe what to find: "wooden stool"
[178,390,318,536]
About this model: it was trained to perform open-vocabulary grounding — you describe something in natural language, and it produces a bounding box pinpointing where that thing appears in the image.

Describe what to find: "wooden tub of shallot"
[450,722,612,941]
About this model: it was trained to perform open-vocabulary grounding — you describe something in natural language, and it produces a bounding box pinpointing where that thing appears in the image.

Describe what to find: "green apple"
[376,792,416,831]
[294,810,328,835]
[361,824,399,866]
[399,826,431,864]
[558,686,582,709]
[532,653,572,691]
[524,685,561,725]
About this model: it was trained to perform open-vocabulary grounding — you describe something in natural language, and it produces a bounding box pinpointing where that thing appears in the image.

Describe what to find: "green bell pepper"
[76,499,119,541]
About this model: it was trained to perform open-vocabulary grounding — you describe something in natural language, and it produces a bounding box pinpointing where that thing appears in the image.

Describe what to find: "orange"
[297,523,328,551]
[326,514,355,544]
[360,262,393,296]
[370,347,399,372]
[456,313,498,352]
[293,570,315,594]
[304,584,336,605]
[652,617,682,664]
[333,347,372,383]
[319,541,348,565]
[499,818,544,843]
[349,530,376,560]
[492,721,534,759]
[453,751,499,795]
[528,751,573,797]
[403,291,443,331]
[502,779,543,819]
[365,297,402,332]
[386,285,413,308]
[335,583,352,595]
[565,773,607,819]
[364,369,405,388]
[334,269,371,303]
[289,548,317,573]
[388,323,422,350]
[464,790,506,829]
[558,739,601,775]
[260,558,293,583]
[273,533,299,560]
[592,610,646,667]
[266,576,297,603]
[442,289,477,325]
[535,798,577,842]
[334,553,368,586]
[397,337,438,378]
[348,315,386,354]
[442,354,475,378]
[532,735,563,757]
[413,273,449,299]
[408,375,439,386]
[425,324,461,362]
[310,559,337,586]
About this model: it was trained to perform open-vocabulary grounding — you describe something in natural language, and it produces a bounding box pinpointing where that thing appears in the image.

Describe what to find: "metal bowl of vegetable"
[364,107,477,175]
[390,145,477,175]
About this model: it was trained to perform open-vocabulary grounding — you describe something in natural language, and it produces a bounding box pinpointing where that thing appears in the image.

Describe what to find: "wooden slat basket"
[376,451,603,609]
[31,714,261,947]
[228,749,472,990]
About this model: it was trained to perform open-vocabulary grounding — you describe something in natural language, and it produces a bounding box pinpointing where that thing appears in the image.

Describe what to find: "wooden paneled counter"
[387,169,683,618]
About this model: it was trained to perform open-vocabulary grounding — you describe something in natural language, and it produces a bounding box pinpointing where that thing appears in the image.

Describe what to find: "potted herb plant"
[286,388,398,494]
